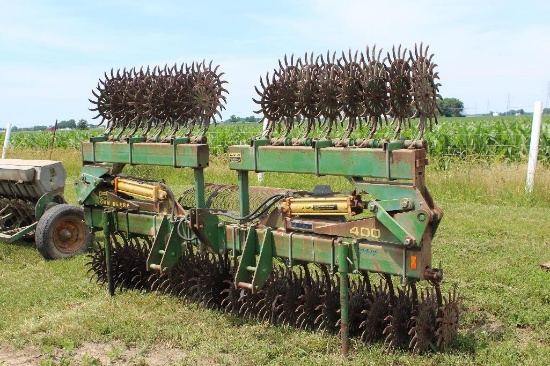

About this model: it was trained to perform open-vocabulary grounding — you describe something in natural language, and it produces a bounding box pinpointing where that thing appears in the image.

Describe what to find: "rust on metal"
[89,61,228,140]
[253,43,441,140]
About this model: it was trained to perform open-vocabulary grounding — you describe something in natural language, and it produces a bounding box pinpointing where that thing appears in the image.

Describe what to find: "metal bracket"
[367,201,417,247]
[252,139,270,172]
[313,140,332,176]
[383,141,403,180]
[171,137,189,167]
[75,173,104,204]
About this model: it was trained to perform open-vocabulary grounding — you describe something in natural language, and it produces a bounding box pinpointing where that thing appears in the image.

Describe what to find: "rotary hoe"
[82,44,460,356]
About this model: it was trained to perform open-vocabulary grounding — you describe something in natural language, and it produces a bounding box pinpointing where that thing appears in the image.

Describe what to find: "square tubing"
[338,242,350,358]
[102,210,115,296]
[238,170,250,217]
[194,168,206,208]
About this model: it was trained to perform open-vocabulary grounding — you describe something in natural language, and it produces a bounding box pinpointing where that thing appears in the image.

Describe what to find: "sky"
[0,0,549,128]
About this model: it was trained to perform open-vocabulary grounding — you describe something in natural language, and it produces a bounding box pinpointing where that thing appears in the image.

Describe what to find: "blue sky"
[1,0,549,128]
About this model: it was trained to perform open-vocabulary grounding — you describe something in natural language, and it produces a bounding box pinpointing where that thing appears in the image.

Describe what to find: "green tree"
[229,115,240,123]
[77,119,89,130]
[438,98,464,117]
[57,119,76,129]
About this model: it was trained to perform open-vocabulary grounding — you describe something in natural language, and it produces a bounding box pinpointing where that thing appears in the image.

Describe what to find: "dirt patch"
[0,344,46,366]
[468,311,506,341]
[0,342,189,365]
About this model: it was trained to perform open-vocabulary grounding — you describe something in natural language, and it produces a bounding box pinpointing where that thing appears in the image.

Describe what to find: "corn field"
[2,116,548,163]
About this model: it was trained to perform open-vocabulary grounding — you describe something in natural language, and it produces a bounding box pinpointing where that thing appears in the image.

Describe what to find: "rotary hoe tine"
[359,277,391,343]
[85,237,458,354]
[86,245,107,284]
[408,286,438,354]
[255,267,286,324]
[409,42,441,139]
[273,269,304,326]
[387,45,413,138]
[238,289,261,320]
[295,268,323,330]
[313,268,340,334]
[344,275,370,337]
[383,283,415,351]
[435,285,460,351]
[250,44,441,140]
[90,61,226,140]
[220,279,241,315]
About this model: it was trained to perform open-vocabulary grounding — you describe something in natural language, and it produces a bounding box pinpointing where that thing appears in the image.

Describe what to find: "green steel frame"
[76,137,443,357]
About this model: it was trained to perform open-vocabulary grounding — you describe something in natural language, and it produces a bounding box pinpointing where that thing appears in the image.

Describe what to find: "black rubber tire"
[35,204,93,259]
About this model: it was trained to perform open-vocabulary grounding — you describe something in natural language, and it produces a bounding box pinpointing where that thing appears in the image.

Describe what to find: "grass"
[0,147,549,365]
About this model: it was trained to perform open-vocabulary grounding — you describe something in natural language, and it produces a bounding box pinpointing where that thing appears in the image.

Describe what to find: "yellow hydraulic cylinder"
[113,177,167,201]
[281,196,361,216]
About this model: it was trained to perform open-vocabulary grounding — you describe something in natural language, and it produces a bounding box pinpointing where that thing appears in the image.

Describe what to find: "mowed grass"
[0,148,549,365]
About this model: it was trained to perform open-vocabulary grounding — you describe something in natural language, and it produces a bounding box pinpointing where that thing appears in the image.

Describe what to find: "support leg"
[338,242,350,358]
[238,170,250,218]
[194,168,205,209]
[102,210,114,296]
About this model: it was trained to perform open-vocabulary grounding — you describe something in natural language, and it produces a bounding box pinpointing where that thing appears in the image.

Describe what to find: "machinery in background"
[0,159,92,259]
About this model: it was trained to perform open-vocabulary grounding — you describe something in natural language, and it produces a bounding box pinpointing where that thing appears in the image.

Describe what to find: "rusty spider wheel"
[255,267,287,324]
[363,45,390,138]
[314,265,341,333]
[410,43,442,138]
[383,283,415,351]
[296,53,322,138]
[85,233,151,292]
[359,277,391,343]
[0,198,35,233]
[344,274,370,337]
[386,45,413,138]
[339,50,366,138]
[253,72,283,138]
[408,286,438,354]
[318,53,342,138]
[274,268,305,326]
[435,286,460,350]
[220,279,242,315]
[90,61,226,140]
[295,265,324,330]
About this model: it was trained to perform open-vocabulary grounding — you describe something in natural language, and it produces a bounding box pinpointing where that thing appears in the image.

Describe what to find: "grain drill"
[0,159,91,258]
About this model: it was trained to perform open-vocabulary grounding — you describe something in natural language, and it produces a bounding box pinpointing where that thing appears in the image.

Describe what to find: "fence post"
[2,123,12,159]
[525,101,542,193]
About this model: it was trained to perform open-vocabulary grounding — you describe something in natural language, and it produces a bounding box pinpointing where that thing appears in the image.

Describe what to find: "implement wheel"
[36,204,92,259]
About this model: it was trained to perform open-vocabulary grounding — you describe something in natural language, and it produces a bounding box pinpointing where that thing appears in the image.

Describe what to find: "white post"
[2,123,12,159]
[526,101,542,193]
[257,119,269,182]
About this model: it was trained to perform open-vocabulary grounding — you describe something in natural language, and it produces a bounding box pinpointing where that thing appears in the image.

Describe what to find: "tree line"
[6,99,548,132]
[7,119,92,132]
